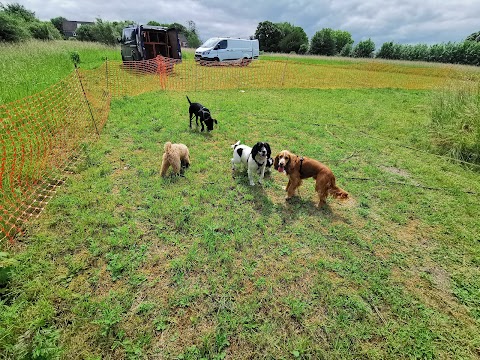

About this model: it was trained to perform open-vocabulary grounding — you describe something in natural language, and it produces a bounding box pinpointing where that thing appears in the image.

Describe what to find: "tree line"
[0,3,201,48]
[0,3,62,41]
[254,20,480,66]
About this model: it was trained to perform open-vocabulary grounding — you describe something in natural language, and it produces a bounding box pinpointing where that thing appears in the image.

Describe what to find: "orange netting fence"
[0,56,459,242]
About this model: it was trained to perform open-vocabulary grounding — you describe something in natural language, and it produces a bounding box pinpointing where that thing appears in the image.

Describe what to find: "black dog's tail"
[186,95,191,104]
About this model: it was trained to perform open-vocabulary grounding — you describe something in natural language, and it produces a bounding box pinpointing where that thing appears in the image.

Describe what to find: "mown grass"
[162,58,465,96]
[0,40,121,105]
[1,85,479,358]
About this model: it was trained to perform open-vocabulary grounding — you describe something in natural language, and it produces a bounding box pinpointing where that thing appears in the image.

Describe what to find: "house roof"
[62,20,94,32]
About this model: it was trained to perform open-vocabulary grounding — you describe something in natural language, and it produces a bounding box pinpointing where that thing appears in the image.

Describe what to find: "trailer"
[120,25,182,61]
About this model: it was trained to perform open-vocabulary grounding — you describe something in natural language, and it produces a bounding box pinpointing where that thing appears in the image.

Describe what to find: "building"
[178,33,189,48]
[62,20,94,38]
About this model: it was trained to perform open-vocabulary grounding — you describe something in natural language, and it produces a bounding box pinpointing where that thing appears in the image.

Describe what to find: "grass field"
[0,40,121,105]
[1,41,480,359]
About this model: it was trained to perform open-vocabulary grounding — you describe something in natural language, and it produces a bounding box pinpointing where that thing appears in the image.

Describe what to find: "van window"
[122,28,135,42]
[202,38,218,48]
[217,40,227,49]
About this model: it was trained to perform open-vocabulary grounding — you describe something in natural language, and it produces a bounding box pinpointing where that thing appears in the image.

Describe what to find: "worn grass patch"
[1,87,479,359]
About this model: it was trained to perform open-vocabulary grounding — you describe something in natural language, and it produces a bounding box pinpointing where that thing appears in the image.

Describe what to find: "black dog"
[186,95,218,132]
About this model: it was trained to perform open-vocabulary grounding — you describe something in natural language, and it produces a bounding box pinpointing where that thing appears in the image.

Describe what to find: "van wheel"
[214,57,220,62]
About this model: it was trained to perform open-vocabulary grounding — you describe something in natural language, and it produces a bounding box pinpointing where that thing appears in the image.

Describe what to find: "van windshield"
[122,28,135,42]
[201,38,218,48]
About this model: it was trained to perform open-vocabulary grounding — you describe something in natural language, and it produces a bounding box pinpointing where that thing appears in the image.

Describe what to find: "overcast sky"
[17,0,480,47]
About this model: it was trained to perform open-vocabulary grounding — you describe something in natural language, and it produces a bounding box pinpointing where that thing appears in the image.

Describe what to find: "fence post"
[281,56,289,88]
[195,59,197,92]
[105,57,109,93]
[75,64,99,136]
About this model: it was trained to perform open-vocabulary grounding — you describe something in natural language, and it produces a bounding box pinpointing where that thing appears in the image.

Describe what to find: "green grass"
[0,40,121,104]
[430,81,480,164]
[1,86,479,358]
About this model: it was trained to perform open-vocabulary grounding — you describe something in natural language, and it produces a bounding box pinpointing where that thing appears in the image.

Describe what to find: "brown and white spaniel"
[274,150,348,207]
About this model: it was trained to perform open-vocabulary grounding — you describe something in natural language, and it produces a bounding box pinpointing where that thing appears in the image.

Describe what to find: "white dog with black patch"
[231,140,272,186]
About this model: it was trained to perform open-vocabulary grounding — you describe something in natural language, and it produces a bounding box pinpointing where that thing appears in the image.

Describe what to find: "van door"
[214,39,228,61]
[230,40,246,60]
[135,27,145,60]
[121,27,138,61]
[252,40,259,59]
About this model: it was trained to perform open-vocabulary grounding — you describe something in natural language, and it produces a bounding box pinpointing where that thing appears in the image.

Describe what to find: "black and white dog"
[186,95,218,132]
[231,141,272,186]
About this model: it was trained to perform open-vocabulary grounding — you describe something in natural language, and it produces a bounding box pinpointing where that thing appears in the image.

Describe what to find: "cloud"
[17,0,480,46]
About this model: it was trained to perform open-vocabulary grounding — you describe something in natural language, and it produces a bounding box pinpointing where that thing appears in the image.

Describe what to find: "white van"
[195,38,259,62]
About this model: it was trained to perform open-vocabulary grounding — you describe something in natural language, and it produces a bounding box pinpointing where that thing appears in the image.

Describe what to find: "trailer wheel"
[214,57,220,62]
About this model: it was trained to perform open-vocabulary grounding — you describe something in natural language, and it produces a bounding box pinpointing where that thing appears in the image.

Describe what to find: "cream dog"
[160,142,190,177]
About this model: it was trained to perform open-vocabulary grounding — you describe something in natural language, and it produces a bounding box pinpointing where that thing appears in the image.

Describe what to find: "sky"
[16,0,480,47]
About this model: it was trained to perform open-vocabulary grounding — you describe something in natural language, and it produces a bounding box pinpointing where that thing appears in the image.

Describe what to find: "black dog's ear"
[251,142,260,158]
[264,143,271,157]
[273,154,279,170]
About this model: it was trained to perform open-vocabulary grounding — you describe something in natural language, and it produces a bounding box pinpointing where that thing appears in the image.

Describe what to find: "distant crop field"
[1,42,479,359]
[2,41,479,106]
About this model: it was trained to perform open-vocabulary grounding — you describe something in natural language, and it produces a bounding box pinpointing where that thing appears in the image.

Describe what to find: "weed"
[0,252,17,290]
[93,295,125,338]
[70,51,80,65]
[285,297,308,320]
[31,327,62,359]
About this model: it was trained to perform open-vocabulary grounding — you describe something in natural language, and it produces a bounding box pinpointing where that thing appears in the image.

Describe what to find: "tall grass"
[430,80,480,164]
[0,40,120,105]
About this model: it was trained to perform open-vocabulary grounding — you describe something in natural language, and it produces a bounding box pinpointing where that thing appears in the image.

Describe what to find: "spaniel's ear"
[265,143,271,157]
[251,143,260,158]
[285,152,296,171]
[273,154,279,170]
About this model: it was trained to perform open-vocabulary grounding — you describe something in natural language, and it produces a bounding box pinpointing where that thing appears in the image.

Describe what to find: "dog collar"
[249,153,264,167]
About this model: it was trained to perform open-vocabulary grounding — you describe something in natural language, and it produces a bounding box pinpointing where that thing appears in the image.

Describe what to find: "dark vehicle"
[120,25,182,61]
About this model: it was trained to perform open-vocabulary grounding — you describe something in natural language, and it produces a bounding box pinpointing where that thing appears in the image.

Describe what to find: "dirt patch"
[391,266,476,327]
[380,165,411,178]
[419,266,451,294]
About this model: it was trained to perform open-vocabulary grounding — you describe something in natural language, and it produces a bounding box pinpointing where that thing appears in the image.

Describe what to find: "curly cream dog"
[160,142,190,177]
[274,150,348,207]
